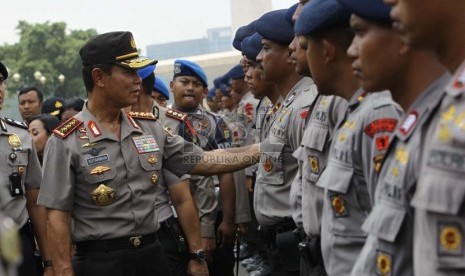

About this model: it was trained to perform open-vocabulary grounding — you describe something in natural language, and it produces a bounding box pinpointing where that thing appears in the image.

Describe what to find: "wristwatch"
[188,250,206,262]
[42,259,53,267]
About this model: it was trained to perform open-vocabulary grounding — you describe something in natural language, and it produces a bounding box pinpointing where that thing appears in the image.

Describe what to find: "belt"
[75,233,157,252]
[259,219,296,244]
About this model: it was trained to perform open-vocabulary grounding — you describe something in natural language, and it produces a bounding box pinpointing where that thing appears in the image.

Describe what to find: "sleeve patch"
[375,135,390,151]
[364,118,398,137]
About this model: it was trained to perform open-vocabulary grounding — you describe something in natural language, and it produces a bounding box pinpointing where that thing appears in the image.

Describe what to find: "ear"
[202,87,208,97]
[169,81,175,92]
[322,39,336,65]
[92,68,105,88]
[399,40,410,56]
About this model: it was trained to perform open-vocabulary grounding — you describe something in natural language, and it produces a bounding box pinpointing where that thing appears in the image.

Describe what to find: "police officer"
[384,0,465,275]
[254,9,319,275]
[152,77,170,108]
[37,32,259,276]
[168,59,237,276]
[0,60,51,276]
[296,2,403,274]
[292,2,349,275]
[131,65,209,276]
[330,0,449,275]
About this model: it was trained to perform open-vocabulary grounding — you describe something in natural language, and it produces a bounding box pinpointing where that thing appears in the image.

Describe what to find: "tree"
[0,21,97,99]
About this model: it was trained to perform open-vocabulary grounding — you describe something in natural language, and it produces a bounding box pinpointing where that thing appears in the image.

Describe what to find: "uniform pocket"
[362,203,406,242]
[304,125,328,152]
[7,151,29,167]
[259,142,284,185]
[138,152,162,172]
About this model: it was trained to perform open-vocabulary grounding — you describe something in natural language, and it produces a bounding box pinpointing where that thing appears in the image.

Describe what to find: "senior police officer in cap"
[332,0,449,275]
[129,65,208,276]
[254,9,319,276]
[0,61,52,276]
[295,1,403,274]
[37,31,260,276]
[384,0,465,274]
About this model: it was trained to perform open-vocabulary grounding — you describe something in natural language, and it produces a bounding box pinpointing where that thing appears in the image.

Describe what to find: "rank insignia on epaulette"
[376,250,392,276]
[126,111,157,121]
[166,109,187,121]
[4,118,28,130]
[53,117,83,139]
[438,223,463,256]
[399,111,418,135]
[330,194,348,217]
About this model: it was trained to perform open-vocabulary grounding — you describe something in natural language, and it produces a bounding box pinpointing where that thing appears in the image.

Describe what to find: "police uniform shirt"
[254,77,318,226]
[37,104,203,242]
[162,104,231,238]
[317,89,402,276]
[292,95,348,236]
[0,118,42,227]
[351,73,450,276]
[156,169,185,223]
[413,61,465,275]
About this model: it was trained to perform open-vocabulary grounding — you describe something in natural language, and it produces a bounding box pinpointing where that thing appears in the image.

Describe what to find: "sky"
[1,0,297,55]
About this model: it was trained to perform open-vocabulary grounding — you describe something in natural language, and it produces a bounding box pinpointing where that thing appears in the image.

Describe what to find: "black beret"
[0,61,8,80]
[256,9,295,45]
[295,0,351,35]
[241,33,263,62]
[337,0,392,23]
[232,21,257,51]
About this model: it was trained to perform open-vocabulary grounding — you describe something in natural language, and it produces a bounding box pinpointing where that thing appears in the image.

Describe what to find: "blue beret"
[285,3,299,26]
[228,64,244,80]
[137,64,156,80]
[295,0,351,35]
[153,77,170,100]
[241,33,263,62]
[256,9,295,45]
[337,0,392,23]
[220,87,231,97]
[232,21,256,51]
[173,59,208,87]
[207,88,216,100]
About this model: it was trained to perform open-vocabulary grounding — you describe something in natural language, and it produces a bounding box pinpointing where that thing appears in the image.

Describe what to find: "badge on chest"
[132,135,159,154]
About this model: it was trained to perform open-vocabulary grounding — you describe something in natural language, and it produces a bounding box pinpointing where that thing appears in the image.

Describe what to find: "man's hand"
[187,260,209,276]
[217,221,236,247]
[201,238,216,263]
[246,176,254,193]
[237,223,248,239]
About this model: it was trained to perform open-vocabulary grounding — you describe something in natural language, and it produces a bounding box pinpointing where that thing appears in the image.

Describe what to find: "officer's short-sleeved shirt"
[292,95,348,236]
[254,77,318,226]
[37,104,203,242]
[351,73,450,276]
[413,61,465,275]
[0,118,42,227]
[317,89,403,275]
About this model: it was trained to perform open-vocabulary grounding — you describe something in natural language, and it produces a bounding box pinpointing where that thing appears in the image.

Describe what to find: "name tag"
[86,154,110,166]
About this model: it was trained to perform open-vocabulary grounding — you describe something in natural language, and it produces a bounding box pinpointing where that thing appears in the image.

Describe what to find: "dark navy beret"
[154,77,170,100]
[0,61,7,80]
[213,74,230,89]
[228,64,244,80]
[285,3,299,26]
[41,97,64,117]
[295,0,351,35]
[232,21,256,51]
[137,64,156,80]
[207,88,216,100]
[256,9,295,45]
[220,87,231,97]
[337,0,392,23]
[173,59,208,87]
[241,33,263,62]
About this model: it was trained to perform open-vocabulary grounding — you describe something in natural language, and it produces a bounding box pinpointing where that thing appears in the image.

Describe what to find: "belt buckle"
[129,236,142,248]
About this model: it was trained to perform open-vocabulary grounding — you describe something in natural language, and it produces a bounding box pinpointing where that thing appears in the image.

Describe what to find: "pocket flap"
[411,173,465,215]
[7,151,29,167]
[317,164,353,194]
[303,125,328,152]
[362,203,406,242]
[138,152,162,172]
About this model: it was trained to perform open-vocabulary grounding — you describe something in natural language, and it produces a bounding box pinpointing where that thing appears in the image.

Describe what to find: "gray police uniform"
[0,117,42,276]
[351,73,450,276]
[255,77,318,274]
[292,95,348,274]
[38,104,203,275]
[413,61,465,275]
[317,90,402,276]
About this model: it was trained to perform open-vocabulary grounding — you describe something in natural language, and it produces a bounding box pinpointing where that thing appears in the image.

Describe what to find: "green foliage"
[1,21,97,99]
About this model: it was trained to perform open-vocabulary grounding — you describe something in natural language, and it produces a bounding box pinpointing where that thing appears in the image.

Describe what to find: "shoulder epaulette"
[126,111,157,121]
[166,109,187,121]
[3,118,28,130]
[53,117,83,139]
